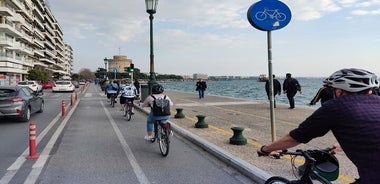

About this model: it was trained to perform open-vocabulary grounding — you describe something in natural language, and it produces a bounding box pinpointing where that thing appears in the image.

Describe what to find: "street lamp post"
[145,0,158,94]
[104,57,108,79]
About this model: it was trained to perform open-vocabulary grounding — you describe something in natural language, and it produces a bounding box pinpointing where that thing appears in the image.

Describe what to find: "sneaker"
[144,135,154,141]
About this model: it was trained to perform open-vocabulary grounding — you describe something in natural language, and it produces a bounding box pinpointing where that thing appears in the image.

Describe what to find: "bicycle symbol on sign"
[255,8,286,22]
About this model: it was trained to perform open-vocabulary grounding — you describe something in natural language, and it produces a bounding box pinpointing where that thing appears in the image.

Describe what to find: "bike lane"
[31,84,255,184]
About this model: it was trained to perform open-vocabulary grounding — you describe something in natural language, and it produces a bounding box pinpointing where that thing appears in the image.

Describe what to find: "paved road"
[3,84,255,184]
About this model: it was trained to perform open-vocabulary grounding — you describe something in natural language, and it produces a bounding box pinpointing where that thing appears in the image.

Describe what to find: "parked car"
[17,81,43,92]
[79,80,86,85]
[52,81,75,92]
[71,81,80,88]
[42,81,54,89]
[0,86,44,122]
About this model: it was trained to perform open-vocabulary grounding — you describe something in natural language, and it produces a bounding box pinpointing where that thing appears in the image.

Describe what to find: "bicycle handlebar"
[276,147,335,160]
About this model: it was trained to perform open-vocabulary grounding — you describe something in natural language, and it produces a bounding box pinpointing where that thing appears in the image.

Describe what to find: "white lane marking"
[24,99,80,184]
[101,101,150,184]
[0,108,62,184]
[84,93,92,98]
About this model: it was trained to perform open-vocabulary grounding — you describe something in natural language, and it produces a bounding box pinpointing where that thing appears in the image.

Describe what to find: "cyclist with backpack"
[119,80,137,113]
[257,68,380,183]
[140,84,173,140]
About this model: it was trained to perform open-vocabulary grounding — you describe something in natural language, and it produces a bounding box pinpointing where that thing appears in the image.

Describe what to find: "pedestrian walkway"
[148,90,358,184]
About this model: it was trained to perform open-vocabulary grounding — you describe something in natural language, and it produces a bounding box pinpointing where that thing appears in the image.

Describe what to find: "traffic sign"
[247,0,291,31]
[113,68,118,74]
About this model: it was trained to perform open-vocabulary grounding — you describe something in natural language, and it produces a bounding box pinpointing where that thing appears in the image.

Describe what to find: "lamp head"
[145,0,158,14]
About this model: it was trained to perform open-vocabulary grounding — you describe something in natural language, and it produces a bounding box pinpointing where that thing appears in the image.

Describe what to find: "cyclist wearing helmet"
[140,84,173,140]
[258,68,380,184]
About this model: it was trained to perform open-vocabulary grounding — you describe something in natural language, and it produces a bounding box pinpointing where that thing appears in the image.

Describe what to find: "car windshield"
[0,89,17,97]
[56,81,71,85]
[18,81,34,85]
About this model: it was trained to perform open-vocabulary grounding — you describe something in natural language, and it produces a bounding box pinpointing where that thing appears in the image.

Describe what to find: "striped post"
[70,93,74,106]
[62,100,66,117]
[26,122,39,159]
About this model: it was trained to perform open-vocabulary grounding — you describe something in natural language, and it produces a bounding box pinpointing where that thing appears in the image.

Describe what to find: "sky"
[48,0,380,78]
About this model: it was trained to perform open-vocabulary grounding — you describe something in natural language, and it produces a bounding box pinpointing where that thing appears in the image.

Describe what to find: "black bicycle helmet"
[152,84,164,94]
[325,68,379,92]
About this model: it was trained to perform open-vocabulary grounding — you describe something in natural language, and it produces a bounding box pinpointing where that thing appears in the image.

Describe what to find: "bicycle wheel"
[110,96,115,107]
[265,176,291,184]
[126,105,132,121]
[158,126,170,157]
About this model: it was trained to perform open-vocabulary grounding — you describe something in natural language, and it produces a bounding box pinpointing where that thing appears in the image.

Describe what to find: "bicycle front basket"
[313,150,339,181]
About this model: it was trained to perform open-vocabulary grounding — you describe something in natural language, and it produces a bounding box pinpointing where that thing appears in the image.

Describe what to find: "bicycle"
[150,119,171,157]
[124,101,133,121]
[264,147,339,184]
[108,91,117,107]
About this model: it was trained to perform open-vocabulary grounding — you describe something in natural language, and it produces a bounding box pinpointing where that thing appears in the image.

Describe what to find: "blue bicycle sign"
[255,9,286,21]
[247,0,291,31]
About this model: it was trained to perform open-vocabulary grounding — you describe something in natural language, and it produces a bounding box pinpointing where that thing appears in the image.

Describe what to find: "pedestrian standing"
[134,79,140,95]
[309,82,334,106]
[283,73,302,109]
[196,79,207,99]
[265,74,281,108]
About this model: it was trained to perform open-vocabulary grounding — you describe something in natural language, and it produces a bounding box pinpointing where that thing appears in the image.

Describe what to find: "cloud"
[283,0,341,21]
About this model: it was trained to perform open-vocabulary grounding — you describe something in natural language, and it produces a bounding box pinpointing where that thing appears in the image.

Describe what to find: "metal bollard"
[229,127,247,145]
[195,115,208,128]
[26,122,39,159]
[174,108,185,118]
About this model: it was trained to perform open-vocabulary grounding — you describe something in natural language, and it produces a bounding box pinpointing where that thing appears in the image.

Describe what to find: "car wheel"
[37,102,44,113]
[20,107,31,122]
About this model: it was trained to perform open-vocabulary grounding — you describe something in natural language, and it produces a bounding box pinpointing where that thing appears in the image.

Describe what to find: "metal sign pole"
[267,31,276,142]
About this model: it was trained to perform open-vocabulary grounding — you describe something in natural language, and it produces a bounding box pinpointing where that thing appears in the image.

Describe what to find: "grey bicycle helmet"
[152,84,164,94]
[325,68,379,92]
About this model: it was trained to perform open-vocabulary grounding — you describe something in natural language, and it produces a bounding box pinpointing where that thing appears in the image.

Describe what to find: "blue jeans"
[146,111,170,132]
[198,89,205,98]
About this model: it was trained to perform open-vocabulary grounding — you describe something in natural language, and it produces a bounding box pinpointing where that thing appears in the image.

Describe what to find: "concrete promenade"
[145,90,358,184]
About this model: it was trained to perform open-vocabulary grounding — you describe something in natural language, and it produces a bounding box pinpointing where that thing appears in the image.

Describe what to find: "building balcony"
[0,23,23,38]
[0,38,14,47]
[39,57,54,65]
[33,48,44,57]
[0,6,13,16]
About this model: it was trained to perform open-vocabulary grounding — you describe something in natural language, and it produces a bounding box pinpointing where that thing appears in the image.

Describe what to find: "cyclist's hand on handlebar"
[331,143,343,154]
[257,146,280,159]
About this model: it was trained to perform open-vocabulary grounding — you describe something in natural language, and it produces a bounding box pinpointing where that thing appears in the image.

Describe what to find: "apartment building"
[0,0,73,85]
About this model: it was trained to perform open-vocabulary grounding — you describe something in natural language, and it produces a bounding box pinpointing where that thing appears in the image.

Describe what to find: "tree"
[27,69,49,81]
[78,68,95,80]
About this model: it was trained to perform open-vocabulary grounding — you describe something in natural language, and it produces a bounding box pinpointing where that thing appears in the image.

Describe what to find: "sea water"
[162,78,325,108]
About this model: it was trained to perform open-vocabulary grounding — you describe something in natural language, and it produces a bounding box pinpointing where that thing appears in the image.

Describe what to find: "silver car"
[0,86,44,122]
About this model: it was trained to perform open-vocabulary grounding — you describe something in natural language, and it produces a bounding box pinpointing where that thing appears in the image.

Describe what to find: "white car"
[17,81,43,92]
[52,81,75,92]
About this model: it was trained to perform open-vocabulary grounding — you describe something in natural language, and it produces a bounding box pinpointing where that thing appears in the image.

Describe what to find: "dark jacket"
[265,79,281,98]
[196,81,207,91]
[283,78,301,94]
